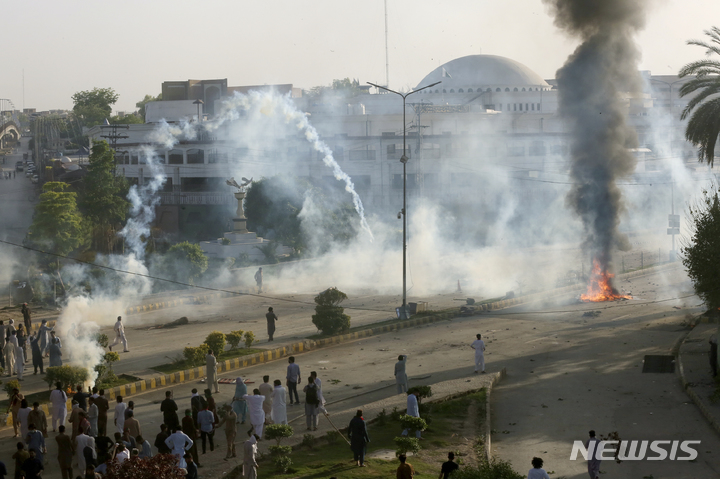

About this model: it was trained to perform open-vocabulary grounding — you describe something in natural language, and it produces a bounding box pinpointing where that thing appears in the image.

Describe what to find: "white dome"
[416,54,549,91]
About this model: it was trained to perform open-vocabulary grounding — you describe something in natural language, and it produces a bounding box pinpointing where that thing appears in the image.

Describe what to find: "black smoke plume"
[544,0,648,270]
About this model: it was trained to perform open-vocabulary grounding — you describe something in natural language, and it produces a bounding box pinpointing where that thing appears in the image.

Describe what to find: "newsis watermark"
[570,440,701,461]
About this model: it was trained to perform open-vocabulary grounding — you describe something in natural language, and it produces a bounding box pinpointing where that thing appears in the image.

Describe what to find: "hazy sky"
[1,0,716,113]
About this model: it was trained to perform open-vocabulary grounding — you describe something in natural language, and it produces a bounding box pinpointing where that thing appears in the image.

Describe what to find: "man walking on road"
[21,304,31,333]
[95,389,109,437]
[50,382,67,432]
[471,334,486,374]
[254,267,263,293]
[286,356,301,406]
[271,379,287,425]
[109,316,129,352]
[586,430,601,479]
[114,396,126,434]
[242,389,266,439]
[243,434,259,479]
[395,354,409,394]
[217,404,237,460]
[258,376,273,424]
[266,307,278,341]
[197,403,215,454]
[206,350,219,394]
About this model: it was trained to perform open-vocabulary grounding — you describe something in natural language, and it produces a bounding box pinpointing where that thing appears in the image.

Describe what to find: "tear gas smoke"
[544,0,649,298]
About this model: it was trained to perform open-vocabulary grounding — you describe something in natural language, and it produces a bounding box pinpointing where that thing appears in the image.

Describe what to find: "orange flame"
[581,259,632,302]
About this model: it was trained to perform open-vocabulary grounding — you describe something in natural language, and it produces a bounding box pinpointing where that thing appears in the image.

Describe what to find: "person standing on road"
[14,337,25,380]
[0,320,7,370]
[232,377,248,424]
[114,396,126,435]
[242,389,266,439]
[217,404,237,460]
[303,376,320,431]
[27,402,48,438]
[74,385,89,412]
[348,409,369,467]
[30,333,43,375]
[21,303,31,333]
[395,354,409,394]
[49,337,62,367]
[109,316,129,352]
[16,325,27,364]
[254,267,263,294]
[8,388,24,437]
[243,434,259,479]
[55,425,74,479]
[95,390,109,437]
[50,382,67,432]
[258,376,273,424]
[87,397,98,437]
[286,356,301,406]
[471,334,486,374]
[401,390,422,439]
[266,307,278,341]
[25,423,45,464]
[197,401,215,454]
[206,350,219,394]
[310,371,328,415]
[161,391,180,431]
[586,430,601,479]
[17,399,32,442]
[154,424,172,455]
[527,456,550,479]
[165,425,193,469]
[271,379,287,425]
[4,330,16,376]
[37,320,51,357]
[182,409,201,468]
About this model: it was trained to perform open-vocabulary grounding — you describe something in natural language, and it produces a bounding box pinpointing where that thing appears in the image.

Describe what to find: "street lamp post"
[368,80,440,319]
[193,99,204,123]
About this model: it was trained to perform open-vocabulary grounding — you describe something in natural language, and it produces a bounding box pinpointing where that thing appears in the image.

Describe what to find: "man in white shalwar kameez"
[471,334,486,373]
[206,350,219,394]
[109,316,129,352]
[164,426,193,469]
[50,382,68,431]
[74,431,95,473]
[114,396,126,434]
[14,343,24,380]
[271,380,287,425]
[242,390,265,439]
[310,371,328,415]
[4,330,16,376]
[243,434,259,479]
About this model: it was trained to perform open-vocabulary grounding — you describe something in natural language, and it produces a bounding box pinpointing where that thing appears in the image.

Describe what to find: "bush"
[102,452,187,478]
[410,385,433,403]
[268,445,292,457]
[44,366,89,390]
[204,331,226,355]
[325,430,342,445]
[375,408,388,426]
[311,287,351,335]
[390,406,402,421]
[243,331,255,348]
[265,424,294,446]
[96,333,109,349]
[274,455,293,473]
[95,351,120,388]
[183,344,209,367]
[394,436,421,456]
[453,458,524,479]
[221,237,231,245]
[399,414,427,433]
[227,330,244,349]
[301,433,316,449]
[4,379,19,398]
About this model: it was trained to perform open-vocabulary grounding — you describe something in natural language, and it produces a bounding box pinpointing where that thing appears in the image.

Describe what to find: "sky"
[1,0,716,113]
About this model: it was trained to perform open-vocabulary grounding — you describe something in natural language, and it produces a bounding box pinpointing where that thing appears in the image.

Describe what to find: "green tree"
[679,26,720,165]
[72,87,119,127]
[164,241,209,284]
[311,287,351,335]
[682,189,720,308]
[136,93,161,119]
[78,141,129,253]
[28,182,88,257]
[305,78,364,99]
[109,114,143,125]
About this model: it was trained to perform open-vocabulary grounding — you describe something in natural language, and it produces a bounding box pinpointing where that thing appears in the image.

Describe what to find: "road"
[0,265,716,478]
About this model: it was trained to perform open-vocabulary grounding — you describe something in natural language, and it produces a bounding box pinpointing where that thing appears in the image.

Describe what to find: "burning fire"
[581,259,632,302]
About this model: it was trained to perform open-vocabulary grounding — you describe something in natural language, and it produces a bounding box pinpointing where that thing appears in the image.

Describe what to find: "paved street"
[0,265,716,478]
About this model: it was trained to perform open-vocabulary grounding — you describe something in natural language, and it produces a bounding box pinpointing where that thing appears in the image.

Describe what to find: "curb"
[675,319,720,439]
[484,368,507,461]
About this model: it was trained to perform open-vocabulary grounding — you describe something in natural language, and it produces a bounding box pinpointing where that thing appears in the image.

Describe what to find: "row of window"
[431,87,551,94]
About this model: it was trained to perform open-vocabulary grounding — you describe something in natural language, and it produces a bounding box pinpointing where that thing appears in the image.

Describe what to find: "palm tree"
[679,26,720,166]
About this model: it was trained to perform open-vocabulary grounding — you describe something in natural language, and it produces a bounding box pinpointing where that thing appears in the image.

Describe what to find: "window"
[487,88,492,92]
[168,149,183,165]
[449,89,455,93]
[458,89,464,93]
[525,103,529,111]
[435,89,439,93]
[505,88,510,92]
[496,88,501,92]
[387,144,397,157]
[514,88,519,92]
[467,88,473,93]
[443,89,447,93]
[354,175,371,191]
[161,177,173,192]
[507,142,525,157]
[514,104,517,111]
[537,103,541,111]
[529,140,546,156]
[393,174,418,189]
[507,104,511,110]
[333,146,344,159]
[551,144,569,155]
[382,131,396,137]
[187,149,204,164]
[522,88,526,92]
[531,104,535,111]
[349,149,377,161]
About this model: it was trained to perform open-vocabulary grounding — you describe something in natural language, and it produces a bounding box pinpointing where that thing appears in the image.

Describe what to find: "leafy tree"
[136,93,161,119]
[109,114,143,125]
[78,140,129,253]
[682,189,720,308]
[163,241,209,284]
[44,366,89,390]
[305,77,364,99]
[28,182,88,259]
[183,344,209,366]
[311,287,351,335]
[227,330,244,349]
[679,26,720,165]
[204,331,226,355]
[243,331,255,348]
[72,87,119,127]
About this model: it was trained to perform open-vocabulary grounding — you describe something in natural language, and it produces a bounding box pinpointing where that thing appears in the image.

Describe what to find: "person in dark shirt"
[185,453,198,479]
[94,435,113,464]
[74,385,89,412]
[0,460,7,479]
[21,450,43,479]
[439,452,459,479]
[160,391,179,431]
[154,424,172,454]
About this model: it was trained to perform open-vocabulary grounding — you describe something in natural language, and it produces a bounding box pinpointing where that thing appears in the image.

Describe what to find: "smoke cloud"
[544,0,649,270]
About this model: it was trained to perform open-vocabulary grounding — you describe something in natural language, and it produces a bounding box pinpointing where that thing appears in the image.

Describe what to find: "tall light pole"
[368,80,440,318]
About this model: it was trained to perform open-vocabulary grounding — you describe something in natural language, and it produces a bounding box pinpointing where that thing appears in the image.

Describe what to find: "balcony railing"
[159,192,235,205]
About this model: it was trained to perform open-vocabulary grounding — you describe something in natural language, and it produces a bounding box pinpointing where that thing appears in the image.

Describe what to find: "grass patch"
[306,309,459,340]
[151,348,265,374]
[258,390,492,479]
[97,373,142,390]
